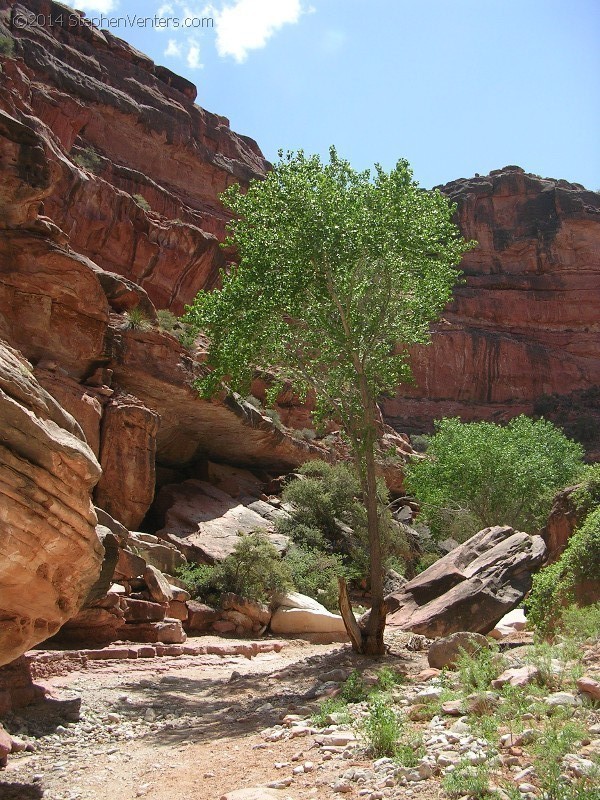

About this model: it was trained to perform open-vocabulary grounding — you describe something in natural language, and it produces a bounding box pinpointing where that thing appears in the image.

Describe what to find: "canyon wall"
[384,168,600,455]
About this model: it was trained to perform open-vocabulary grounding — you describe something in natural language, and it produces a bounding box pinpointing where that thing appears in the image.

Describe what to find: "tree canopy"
[404,415,586,541]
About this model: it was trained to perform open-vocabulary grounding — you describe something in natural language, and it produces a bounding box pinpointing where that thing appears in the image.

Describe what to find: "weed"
[156,309,179,332]
[442,761,495,798]
[455,644,506,692]
[132,193,152,211]
[531,715,587,800]
[0,33,16,57]
[375,666,406,692]
[340,669,369,704]
[73,146,102,172]
[123,307,153,332]
[361,693,402,757]
[311,696,351,728]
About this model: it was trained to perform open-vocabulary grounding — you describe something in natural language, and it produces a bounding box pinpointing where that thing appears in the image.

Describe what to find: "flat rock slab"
[221,789,295,800]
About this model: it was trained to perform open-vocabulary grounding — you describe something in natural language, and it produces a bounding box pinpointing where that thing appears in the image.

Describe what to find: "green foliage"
[559,603,600,643]
[73,146,102,173]
[375,666,406,691]
[177,531,292,605]
[123,307,153,331]
[156,309,179,332]
[183,148,469,414]
[282,544,346,611]
[132,193,152,211]
[571,463,600,517]
[442,762,495,799]
[531,716,588,800]
[455,644,506,692]
[361,693,402,757]
[311,696,351,727]
[339,669,370,703]
[528,507,600,636]
[405,415,585,540]
[0,33,15,57]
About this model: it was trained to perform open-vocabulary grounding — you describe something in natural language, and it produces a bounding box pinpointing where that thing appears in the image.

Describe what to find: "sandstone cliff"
[383,167,600,457]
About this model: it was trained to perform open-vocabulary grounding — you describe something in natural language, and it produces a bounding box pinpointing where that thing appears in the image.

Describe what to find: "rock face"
[383,167,600,457]
[0,341,103,665]
[382,525,546,637]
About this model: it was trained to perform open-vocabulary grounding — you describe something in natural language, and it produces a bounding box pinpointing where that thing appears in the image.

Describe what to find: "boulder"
[114,548,147,581]
[128,531,187,574]
[428,632,490,669]
[122,598,166,623]
[153,479,288,563]
[52,607,124,646]
[0,723,12,767]
[186,601,219,633]
[270,608,347,635]
[221,593,271,626]
[167,601,188,622]
[122,619,186,644]
[489,608,528,639]
[144,565,174,604]
[272,592,329,612]
[382,526,546,637]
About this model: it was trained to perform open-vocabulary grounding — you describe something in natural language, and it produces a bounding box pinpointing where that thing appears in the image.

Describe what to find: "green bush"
[73,146,102,173]
[156,309,179,332]
[571,463,600,517]
[133,193,152,211]
[0,33,15,57]
[404,415,585,541]
[282,544,346,611]
[528,507,600,636]
[455,644,506,692]
[442,762,494,799]
[177,531,292,605]
[123,307,153,331]
[361,694,402,757]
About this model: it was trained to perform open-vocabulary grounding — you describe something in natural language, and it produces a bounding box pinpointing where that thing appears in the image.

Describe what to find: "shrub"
[339,669,369,703]
[0,33,15,57]
[404,415,585,540]
[132,193,152,211]
[156,309,179,332]
[177,531,292,605]
[455,644,506,692]
[123,307,153,331]
[283,544,346,611]
[73,146,102,172]
[361,694,402,757]
[442,762,494,799]
[571,463,600,517]
[528,507,600,636]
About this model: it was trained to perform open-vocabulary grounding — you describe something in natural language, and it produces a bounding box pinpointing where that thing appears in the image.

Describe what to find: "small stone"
[304,762,315,772]
[518,783,537,794]
[577,676,600,701]
[332,780,352,793]
[545,692,580,708]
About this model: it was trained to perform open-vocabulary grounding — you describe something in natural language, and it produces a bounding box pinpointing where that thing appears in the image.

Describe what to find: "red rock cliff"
[383,167,600,454]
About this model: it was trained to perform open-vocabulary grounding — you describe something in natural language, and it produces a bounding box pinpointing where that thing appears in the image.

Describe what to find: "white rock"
[545,692,581,708]
[270,607,347,635]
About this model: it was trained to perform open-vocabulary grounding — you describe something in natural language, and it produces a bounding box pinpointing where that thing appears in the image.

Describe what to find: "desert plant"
[123,307,153,331]
[405,416,585,541]
[442,762,495,799]
[156,309,179,332]
[361,693,402,757]
[73,146,102,172]
[132,193,151,211]
[531,716,588,800]
[455,644,506,692]
[283,544,346,611]
[339,669,370,704]
[311,696,352,727]
[0,33,16,57]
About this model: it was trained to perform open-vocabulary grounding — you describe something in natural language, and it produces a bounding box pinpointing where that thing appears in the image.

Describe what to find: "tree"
[183,148,471,654]
[404,415,585,542]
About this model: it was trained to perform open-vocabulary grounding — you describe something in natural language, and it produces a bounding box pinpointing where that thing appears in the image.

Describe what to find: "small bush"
[263,407,284,430]
[442,762,494,799]
[311,696,351,727]
[73,146,102,172]
[455,644,506,692]
[156,309,179,332]
[133,193,152,211]
[559,603,600,643]
[283,544,345,611]
[177,531,292,605]
[339,669,370,704]
[531,717,588,800]
[375,666,406,691]
[361,694,402,757]
[0,34,16,57]
[123,307,153,331]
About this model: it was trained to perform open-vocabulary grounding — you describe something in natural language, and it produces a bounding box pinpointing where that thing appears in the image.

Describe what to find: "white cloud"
[164,38,182,56]
[77,0,118,12]
[187,41,202,68]
[214,0,304,62]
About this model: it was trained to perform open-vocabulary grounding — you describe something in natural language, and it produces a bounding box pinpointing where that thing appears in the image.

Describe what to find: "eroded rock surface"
[0,341,103,665]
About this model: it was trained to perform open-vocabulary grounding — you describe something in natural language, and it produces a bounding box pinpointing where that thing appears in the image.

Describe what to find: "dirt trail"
[0,638,432,800]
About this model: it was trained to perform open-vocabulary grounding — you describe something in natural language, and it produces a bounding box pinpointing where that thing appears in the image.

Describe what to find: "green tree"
[183,148,470,654]
[404,415,585,541]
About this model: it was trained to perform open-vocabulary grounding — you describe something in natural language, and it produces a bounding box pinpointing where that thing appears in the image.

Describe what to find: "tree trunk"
[337,379,387,656]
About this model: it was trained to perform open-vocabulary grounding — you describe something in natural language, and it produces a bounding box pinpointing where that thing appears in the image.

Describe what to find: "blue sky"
[77,0,599,189]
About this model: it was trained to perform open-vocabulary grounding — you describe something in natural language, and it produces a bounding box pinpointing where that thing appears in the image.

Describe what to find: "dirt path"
[1,637,435,800]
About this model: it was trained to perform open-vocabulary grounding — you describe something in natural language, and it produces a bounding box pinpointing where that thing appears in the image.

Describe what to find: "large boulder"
[270,593,347,636]
[0,342,104,665]
[382,525,546,638]
[428,632,490,669]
